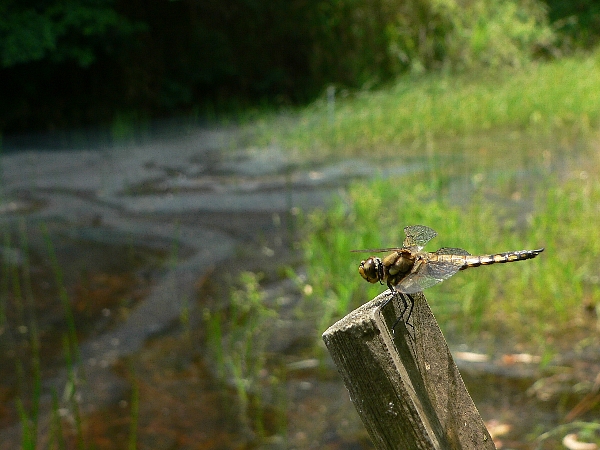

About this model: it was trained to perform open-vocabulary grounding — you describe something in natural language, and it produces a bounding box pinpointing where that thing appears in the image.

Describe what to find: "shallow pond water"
[0,219,178,445]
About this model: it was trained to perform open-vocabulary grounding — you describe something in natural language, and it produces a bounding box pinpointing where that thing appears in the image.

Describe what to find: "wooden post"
[322,291,495,450]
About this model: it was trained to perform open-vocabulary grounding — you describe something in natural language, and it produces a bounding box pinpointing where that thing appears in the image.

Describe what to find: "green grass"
[249,49,600,160]
[204,271,280,439]
[297,164,600,351]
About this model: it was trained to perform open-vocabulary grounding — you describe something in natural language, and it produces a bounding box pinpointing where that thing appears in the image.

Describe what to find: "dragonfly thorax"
[383,250,417,286]
[359,250,417,286]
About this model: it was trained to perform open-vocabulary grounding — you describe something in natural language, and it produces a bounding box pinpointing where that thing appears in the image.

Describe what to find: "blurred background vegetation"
[1,0,599,133]
[4,1,600,446]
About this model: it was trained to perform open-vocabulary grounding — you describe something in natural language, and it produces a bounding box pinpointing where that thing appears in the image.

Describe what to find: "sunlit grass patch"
[250,51,600,160]
[297,163,600,351]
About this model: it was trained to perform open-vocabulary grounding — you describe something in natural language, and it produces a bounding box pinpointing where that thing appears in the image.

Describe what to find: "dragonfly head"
[359,257,383,284]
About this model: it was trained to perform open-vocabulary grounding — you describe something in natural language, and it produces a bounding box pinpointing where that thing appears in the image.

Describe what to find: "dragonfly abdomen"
[461,248,544,270]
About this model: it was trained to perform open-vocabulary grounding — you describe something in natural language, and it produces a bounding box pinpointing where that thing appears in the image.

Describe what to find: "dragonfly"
[353,225,544,330]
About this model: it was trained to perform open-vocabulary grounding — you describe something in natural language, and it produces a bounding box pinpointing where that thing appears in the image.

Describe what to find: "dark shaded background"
[0,0,598,133]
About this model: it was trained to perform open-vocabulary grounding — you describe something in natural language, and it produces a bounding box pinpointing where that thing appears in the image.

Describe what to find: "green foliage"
[0,1,142,68]
[301,0,557,93]
[545,0,600,49]
[0,8,55,67]
[386,0,555,73]
[0,0,146,132]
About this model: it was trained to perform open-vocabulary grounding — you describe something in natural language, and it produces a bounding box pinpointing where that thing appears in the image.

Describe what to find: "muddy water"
[0,220,173,432]
[0,126,598,448]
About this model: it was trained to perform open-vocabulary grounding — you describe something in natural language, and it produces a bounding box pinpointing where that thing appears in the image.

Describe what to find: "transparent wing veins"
[435,247,470,256]
[403,225,437,251]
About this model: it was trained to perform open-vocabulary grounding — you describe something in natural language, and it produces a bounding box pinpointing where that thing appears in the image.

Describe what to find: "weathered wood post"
[322,291,495,450]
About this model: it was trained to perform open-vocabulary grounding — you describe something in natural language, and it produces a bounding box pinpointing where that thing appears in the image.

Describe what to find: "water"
[0,124,597,448]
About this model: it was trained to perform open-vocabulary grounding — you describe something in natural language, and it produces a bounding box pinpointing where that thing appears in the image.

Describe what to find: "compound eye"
[358,258,379,283]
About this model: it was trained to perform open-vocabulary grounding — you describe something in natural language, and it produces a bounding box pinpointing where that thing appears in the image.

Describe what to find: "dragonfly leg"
[391,293,415,338]
[404,293,415,325]
[379,282,398,310]
[383,282,415,337]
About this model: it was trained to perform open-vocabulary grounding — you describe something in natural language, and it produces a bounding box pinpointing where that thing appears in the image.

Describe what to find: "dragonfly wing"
[403,225,437,251]
[350,247,403,253]
[423,258,464,278]
[395,257,463,294]
[395,273,444,294]
[435,247,471,256]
